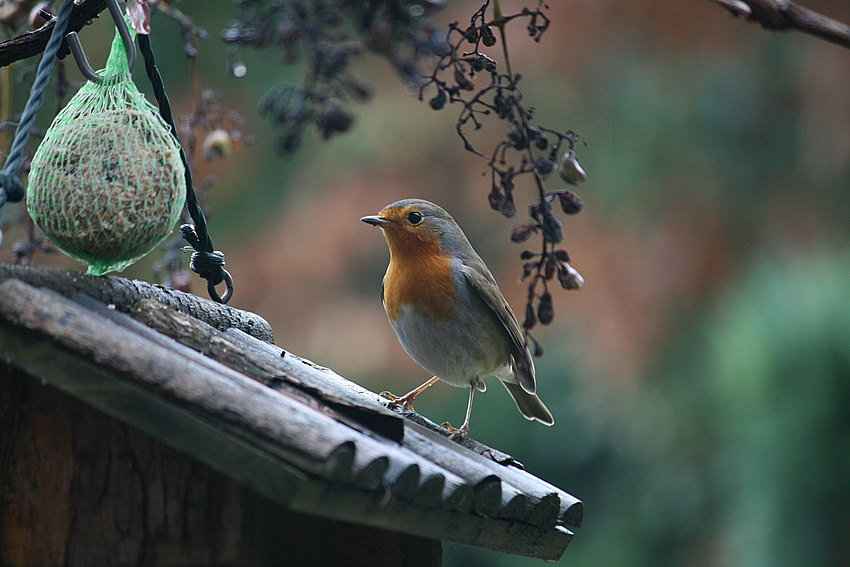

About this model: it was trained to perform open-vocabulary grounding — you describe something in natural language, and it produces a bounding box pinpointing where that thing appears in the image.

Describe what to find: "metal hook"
[65,0,136,84]
[207,269,234,304]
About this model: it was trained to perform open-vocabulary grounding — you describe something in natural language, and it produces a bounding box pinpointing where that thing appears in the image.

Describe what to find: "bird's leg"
[381,376,439,410]
[441,386,475,441]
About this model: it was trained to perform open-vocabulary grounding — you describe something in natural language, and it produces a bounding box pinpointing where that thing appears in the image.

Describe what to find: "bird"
[361,198,554,440]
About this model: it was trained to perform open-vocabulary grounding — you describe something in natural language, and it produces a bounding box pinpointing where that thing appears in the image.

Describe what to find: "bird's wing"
[461,262,536,394]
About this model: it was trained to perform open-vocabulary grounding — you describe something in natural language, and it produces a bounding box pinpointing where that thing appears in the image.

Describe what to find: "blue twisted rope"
[0,0,76,218]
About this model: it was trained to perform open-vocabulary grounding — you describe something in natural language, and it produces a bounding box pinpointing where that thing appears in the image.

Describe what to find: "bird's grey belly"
[389,301,511,388]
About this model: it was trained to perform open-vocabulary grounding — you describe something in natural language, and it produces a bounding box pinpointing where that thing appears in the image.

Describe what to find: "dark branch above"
[0,0,107,68]
[709,0,850,49]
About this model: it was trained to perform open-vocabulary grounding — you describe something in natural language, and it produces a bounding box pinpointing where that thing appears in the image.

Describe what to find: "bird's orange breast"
[382,229,457,322]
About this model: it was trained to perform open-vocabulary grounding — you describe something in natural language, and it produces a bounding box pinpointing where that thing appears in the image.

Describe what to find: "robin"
[362,198,554,440]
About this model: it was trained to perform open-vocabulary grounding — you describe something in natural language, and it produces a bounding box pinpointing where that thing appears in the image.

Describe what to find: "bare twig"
[0,0,107,68]
[709,0,850,49]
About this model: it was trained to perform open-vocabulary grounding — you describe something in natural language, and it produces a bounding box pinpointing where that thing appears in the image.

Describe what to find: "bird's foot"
[380,390,416,410]
[440,421,469,441]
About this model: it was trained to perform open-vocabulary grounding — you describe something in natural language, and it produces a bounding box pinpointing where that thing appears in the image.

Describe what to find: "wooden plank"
[353,455,389,491]
[77,293,405,452]
[473,475,503,517]
[286,481,574,561]
[402,426,570,525]
[131,297,404,440]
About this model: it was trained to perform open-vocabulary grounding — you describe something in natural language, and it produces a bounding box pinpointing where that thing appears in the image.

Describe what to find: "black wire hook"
[207,269,234,304]
[65,0,136,83]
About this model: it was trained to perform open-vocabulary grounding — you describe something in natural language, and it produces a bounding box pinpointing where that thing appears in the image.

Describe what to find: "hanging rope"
[0,0,75,222]
[137,34,233,304]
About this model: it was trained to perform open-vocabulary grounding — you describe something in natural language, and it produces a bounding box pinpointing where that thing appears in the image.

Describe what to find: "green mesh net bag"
[27,27,186,275]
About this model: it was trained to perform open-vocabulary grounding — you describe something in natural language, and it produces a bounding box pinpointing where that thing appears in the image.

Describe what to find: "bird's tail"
[501,382,554,425]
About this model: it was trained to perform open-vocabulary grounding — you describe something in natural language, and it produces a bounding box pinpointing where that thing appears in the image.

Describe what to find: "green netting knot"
[27,27,186,275]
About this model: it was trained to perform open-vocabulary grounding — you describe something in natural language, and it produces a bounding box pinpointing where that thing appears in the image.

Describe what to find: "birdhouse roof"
[0,265,582,562]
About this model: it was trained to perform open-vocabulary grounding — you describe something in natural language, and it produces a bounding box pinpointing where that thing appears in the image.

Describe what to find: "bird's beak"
[361,215,393,227]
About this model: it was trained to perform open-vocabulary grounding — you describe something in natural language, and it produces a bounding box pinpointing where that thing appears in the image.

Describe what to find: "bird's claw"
[380,390,415,410]
[440,421,469,441]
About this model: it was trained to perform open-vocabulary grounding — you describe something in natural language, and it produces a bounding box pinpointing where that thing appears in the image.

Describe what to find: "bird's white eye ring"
[407,211,423,224]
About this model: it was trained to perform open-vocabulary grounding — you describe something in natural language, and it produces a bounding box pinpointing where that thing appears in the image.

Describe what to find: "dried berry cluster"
[224,0,448,154]
[419,0,586,350]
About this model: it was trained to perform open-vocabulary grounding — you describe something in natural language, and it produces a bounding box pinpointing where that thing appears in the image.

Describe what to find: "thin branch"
[709,0,850,49]
[0,0,107,68]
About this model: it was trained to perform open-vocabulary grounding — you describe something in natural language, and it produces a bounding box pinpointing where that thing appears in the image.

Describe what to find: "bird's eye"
[407,211,423,225]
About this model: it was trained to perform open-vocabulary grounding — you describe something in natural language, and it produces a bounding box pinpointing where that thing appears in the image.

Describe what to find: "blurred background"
[3,0,850,565]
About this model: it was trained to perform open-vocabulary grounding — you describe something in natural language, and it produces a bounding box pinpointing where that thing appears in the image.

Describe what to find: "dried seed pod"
[493,91,511,119]
[527,126,548,150]
[557,190,583,215]
[537,291,554,325]
[544,256,556,279]
[429,88,447,110]
[500,191,517,218]
[532,338,544,357]
[276,131,301,154]
[560,149,587,185]
[500,166,516,193]
[466,54,486,72]
[535,156,554,178]
[523,301,537,329]
[488,184,503,212]
[541,207,563,243]
[506,121,527,149]
[481,25,496,46]
[341,74,372,102]
[454,67,475,90]
[511,223,536,243]
[557,262,584,290]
